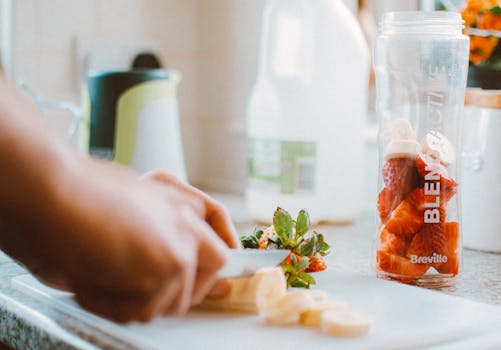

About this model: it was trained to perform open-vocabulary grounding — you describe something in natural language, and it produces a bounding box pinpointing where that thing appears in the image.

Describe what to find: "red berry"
[382,157,419,196]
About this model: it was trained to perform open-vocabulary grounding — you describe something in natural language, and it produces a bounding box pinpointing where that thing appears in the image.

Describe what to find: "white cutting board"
[11,271,501,350]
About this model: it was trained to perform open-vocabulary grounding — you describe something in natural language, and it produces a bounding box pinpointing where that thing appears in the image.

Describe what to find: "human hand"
[1,158,231,322]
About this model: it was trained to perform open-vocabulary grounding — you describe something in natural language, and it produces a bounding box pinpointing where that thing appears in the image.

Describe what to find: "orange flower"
[478,11,501,31]
[469,35,499,64]
[464,0,499,12]
[461,8,479,27]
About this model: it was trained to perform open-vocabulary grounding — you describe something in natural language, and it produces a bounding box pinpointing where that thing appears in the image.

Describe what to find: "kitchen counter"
[1,194,501,349]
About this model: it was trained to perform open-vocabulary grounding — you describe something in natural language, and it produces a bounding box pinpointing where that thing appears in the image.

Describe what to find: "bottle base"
[376,271,456,289]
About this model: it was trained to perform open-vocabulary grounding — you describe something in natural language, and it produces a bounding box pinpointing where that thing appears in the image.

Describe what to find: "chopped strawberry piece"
[384,200,423,237]
[305,253,327,272]
[380,229,408,256]
[416,155,458,191]
[376,249,429,283]
[377,187,404,224]
[382,157,420,196]
[407,223,447,259]
[435,222,460,275]
[406,188,448,222]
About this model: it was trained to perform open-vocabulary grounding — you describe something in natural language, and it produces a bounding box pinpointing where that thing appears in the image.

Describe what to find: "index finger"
[142,171,241,248]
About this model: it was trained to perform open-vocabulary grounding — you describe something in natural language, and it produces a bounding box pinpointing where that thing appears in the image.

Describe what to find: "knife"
[217,249,289,279]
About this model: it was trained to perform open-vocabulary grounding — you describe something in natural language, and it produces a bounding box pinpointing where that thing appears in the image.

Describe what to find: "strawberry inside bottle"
[373,12,469,288]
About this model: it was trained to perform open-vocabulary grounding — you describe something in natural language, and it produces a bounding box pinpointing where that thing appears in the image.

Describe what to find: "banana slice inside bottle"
[321,309,373,337]
[421,130,455,165]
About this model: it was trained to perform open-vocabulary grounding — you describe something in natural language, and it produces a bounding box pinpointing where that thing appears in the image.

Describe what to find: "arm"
[0,80,239,322]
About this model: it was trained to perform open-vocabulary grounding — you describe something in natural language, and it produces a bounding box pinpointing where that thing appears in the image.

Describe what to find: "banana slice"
[299,300,348,327]
[256,267,287,313]
[262,290,315,325]
[383,118,417,144]
[302,289,329,303]
[200,267,284,313]
[321,309,373,337]
[384,140,421,159]
[421,131,455,165]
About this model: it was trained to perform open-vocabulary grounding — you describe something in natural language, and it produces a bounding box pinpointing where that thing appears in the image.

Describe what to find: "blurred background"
[4,0,496,221]
[5,0,419,193]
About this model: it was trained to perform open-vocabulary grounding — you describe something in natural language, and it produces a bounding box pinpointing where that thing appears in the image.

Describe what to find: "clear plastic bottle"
[246,0,369,224]
[373,12,469,288]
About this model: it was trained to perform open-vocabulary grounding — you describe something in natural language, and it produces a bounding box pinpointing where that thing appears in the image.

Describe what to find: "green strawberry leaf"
[240,235,258,248]
[299,236,317,257]
[290,278,309,288]
[490,6,501,15]
[296,256,311,271]
[298,272,316,285]
[252,227,264,240]
[273,207,293,243]
[295,209,310,237]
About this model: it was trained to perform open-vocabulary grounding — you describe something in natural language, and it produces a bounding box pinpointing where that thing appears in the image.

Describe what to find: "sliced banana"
[262,290,315,325]
[255,267,287,313]
[200,267,284,313]
[421,131,455,165]
[384,140,421,159]
[302,289,329,303]
[321,309,373,337]
[299,300,348,327]
[383,118,417,144]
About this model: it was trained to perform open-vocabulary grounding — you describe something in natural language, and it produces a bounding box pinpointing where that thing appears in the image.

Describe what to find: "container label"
[248,139,317,195]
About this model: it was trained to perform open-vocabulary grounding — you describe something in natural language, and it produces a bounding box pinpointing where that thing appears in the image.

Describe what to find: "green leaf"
[296,257,310,271]
[290,279,309,288]
[240,235,259,249]
[273,207,293,242]
[298,272,316,285]
[295,209,310,237]
[299,236,316,257]
[490,6,501,15]
[252,227,264,240]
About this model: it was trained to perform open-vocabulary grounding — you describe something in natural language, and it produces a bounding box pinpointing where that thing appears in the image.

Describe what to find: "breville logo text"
[410,253,447,264]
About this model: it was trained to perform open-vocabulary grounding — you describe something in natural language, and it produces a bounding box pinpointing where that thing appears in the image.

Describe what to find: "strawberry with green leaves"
[240,207,331,288]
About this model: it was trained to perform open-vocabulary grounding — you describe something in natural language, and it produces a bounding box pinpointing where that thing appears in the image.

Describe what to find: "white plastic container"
[246,0,370,224]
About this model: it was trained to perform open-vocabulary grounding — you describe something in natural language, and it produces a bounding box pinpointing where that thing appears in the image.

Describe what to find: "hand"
[141,170,240,249]
[1,157,234,322]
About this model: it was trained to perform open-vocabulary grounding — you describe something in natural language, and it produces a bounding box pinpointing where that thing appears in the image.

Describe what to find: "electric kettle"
[20,69,187,181]
[82,69,187,180]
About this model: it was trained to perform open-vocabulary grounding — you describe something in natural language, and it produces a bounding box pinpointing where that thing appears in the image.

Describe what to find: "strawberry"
[377,187,404,224]
[380,229,408,256]
[305,253,327,272]
[406,223,447,259]
[376,249,429,283]
[382,157,420,195]
[406,188,448,222]
[435,222,460,275]
[285,252,302,266]
[384,200,423,237]
[416,155,458,191]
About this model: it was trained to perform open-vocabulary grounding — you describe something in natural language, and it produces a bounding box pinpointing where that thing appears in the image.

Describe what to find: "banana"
[382,118,420,159]
[256,267,287,313]
[321,309,373,337]
[299,300,348,327]
[200,267,283,313]
[302,289,329,303]
[262,290,315,325]
[384,140,421,159]
[421,130,455,165]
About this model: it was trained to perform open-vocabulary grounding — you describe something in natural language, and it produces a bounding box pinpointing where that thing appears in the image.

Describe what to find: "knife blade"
[217,249,289,279]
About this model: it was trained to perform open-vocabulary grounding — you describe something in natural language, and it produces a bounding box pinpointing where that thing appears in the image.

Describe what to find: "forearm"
[0,81,72,251]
